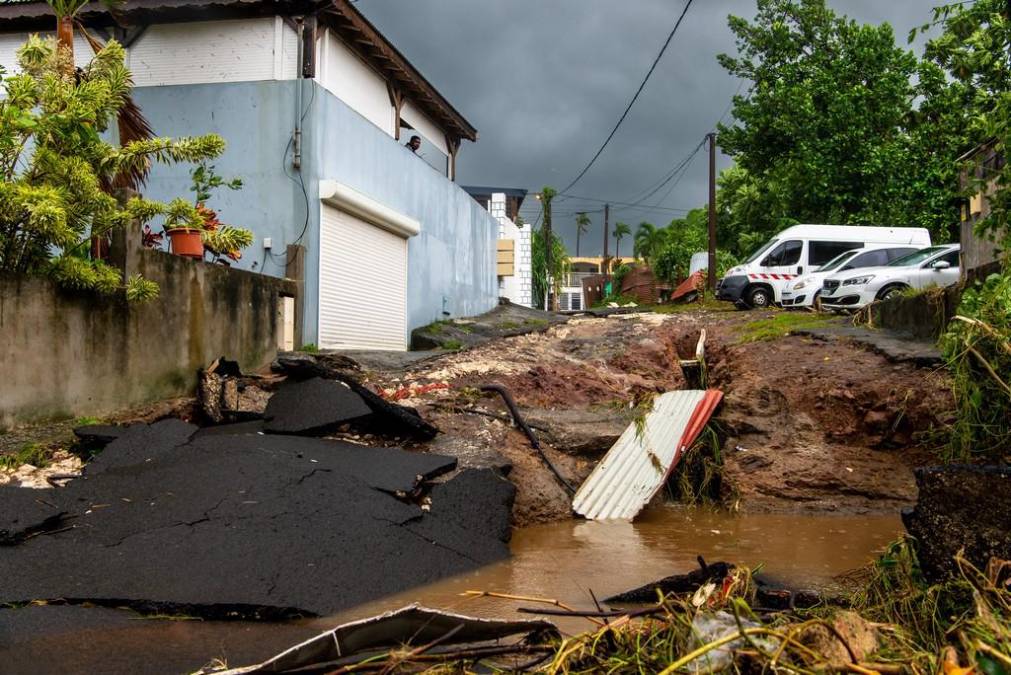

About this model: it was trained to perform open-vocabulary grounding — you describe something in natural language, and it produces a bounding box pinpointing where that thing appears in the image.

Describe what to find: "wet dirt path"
[1,506,903,674]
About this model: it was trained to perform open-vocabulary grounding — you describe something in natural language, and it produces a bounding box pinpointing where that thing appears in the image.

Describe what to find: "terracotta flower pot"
[167,228,205,259]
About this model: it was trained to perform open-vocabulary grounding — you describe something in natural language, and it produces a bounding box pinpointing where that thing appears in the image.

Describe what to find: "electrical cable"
[556,0,695,196]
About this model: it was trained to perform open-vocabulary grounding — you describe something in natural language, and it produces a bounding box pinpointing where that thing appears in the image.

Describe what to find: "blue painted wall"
[133,79,498,346]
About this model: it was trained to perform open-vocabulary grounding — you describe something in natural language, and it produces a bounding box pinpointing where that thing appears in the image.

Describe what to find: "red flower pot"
[168,229,204,259]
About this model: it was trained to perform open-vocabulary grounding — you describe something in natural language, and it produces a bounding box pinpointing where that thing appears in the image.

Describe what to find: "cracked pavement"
[0,424,515,619]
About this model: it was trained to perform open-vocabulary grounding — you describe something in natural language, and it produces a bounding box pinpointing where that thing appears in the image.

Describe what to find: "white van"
[715,225,931,309]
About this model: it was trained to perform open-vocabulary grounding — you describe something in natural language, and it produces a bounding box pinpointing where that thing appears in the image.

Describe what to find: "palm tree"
[575,212,591,258]
[47,0,154,191]
[613,222,631,263]
[633,222,656,262]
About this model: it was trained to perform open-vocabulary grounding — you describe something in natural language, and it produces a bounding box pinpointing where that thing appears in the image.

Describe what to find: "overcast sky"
[357,1,938,256]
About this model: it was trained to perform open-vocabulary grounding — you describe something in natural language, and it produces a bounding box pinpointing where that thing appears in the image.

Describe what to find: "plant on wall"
[0,35,227,299]
[187,162,252,263]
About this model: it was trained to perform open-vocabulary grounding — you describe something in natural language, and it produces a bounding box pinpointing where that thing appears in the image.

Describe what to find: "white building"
[464,187,533,307]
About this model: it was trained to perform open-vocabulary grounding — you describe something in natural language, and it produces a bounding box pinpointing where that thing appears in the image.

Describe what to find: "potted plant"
[156,163,251,261]
[162,198,207,259]
[189,163,251,264]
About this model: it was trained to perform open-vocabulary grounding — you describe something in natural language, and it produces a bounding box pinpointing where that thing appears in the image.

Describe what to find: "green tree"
[612,222,631,261]
[717,0,960,241]
[921,0,1011,256]
[574,211,591,258]
[653,209,707,283]
[633,221,668,267]
[531,226,569,310]
[0,36,225,299]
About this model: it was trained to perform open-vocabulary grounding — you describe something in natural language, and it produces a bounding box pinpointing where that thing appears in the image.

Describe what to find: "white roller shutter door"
[319,204,408,350]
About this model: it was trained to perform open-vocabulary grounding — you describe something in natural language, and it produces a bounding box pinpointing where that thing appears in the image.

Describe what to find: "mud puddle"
[1,506,902,674]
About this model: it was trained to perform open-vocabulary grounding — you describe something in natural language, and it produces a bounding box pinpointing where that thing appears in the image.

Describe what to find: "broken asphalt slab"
[0,432,513,619]
[272,356,439,440]
[84,418,197,474]
[262,377,373,435]
[410,299,567,351]
[794,324,942,367]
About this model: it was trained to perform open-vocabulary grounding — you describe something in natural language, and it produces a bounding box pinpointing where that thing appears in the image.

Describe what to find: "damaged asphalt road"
[0,425,515,619]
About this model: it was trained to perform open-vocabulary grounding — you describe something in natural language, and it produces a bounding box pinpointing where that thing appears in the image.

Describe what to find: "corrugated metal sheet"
[572,389,723,521]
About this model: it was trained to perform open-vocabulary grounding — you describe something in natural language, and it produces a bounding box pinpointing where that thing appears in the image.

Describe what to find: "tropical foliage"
[715,0,967,249]
[920,0,1011,260]
[532,186,569,309]
[574,211,590,258]
[612,221,631,261]
[0,35,225,298]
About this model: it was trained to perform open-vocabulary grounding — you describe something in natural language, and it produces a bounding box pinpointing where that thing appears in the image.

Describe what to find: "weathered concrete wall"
[0,251,294,427]
[869,285,962,341]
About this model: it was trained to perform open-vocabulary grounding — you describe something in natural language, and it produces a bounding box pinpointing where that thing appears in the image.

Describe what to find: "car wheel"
[877,284,907,301]
[746,286,772,309]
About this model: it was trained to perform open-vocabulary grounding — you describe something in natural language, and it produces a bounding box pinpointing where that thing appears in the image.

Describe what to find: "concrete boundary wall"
[0,250,296,427]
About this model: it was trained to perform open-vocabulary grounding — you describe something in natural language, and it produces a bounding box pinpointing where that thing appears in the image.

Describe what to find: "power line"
[557,0,696,196]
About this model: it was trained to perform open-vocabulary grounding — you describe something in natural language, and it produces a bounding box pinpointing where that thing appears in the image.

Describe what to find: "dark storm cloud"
[357,1,936,255]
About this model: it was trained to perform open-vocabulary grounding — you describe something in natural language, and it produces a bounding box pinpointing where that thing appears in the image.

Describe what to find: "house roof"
[0,0,478,143]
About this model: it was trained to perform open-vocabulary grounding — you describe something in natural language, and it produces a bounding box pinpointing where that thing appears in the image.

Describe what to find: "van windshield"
[744,239,777,264]
[888,246,947,267]
[815,250,861,273]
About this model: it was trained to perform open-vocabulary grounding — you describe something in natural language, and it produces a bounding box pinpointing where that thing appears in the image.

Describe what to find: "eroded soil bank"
[355,307,952,525]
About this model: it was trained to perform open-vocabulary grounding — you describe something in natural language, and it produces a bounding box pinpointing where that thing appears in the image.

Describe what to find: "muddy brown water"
[2,506,902,675]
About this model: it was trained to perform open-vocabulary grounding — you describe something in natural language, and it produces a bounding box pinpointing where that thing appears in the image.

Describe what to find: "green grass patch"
[496,320,520,330]
[523,318,549,328]
[653,296,735,314]
[73,416,102,427]
[0,442,50,470]
[441,339,464,351]
[297,343,319,354]
[735,310,835,343]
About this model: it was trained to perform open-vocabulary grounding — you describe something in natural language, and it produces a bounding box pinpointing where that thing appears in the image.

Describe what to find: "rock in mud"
[797,610,878,668]
[902,465,1011,583]
[524,408,627,457]
[0,432,511,619]
[263,377,372,435]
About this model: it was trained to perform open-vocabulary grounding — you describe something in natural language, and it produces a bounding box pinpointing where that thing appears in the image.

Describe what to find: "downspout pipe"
[293,16,304,170]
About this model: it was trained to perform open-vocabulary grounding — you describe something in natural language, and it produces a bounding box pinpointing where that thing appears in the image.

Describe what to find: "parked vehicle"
[716,225,931,308]
[819,244,961,311]
[781,245,920,309]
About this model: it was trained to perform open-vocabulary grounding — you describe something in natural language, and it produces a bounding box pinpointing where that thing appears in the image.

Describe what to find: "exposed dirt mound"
[706,323,951,513]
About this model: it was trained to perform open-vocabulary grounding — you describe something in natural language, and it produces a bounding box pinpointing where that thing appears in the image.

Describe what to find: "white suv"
[820,244,960,311]
[781,245,920,309]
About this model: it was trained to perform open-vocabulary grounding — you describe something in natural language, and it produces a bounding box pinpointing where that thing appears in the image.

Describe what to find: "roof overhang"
[0,0,478,144]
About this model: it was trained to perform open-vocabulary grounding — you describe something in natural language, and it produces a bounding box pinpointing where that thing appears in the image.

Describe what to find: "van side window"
[761,240,802,267]
[809,241,862,265]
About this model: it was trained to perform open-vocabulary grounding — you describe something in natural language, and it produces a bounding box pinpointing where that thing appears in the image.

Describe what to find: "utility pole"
[540,187,557,311]
[706,132,717,292]
[603,203,610,274]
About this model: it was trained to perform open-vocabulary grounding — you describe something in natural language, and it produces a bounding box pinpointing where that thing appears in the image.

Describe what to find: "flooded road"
[1,507,903,674]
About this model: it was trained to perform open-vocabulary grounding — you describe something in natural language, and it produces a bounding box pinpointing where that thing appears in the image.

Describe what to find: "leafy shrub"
[0,35,226,299]
[941,271,1011,463]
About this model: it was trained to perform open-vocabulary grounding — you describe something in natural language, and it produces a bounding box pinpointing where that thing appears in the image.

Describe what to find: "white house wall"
[0,21,453,154]
[128,18,295,86]
[401,99,449,156]
[316,28,394,136]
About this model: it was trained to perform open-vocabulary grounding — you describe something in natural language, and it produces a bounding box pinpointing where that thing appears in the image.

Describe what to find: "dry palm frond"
[76,21,154,191]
